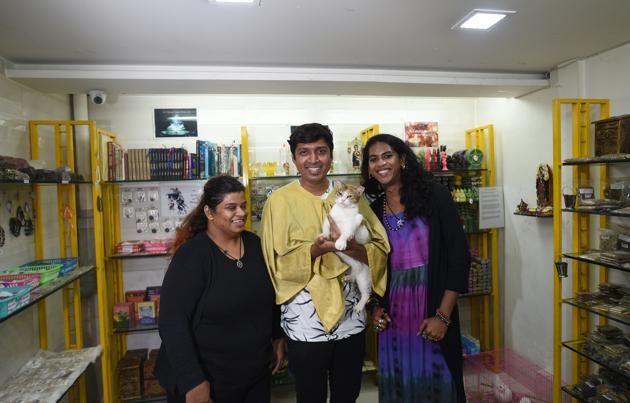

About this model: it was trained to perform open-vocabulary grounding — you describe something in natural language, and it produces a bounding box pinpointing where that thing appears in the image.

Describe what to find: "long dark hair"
[361,134,433,219]
[171,175,245,254]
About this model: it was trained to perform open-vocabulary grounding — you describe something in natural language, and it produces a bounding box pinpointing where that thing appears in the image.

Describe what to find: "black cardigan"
[371,182,470,402]
[154,231,281,396]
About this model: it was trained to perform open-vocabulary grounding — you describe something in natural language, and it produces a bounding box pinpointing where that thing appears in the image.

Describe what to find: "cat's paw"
[335,239,347,251]
[353,301,367,313]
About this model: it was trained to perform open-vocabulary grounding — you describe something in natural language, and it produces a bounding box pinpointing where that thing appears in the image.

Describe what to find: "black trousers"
[286,330,366,403]
[166,373,270,403]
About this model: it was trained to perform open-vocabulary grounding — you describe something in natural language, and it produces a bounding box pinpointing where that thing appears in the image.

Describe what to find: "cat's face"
[334,183,364,206]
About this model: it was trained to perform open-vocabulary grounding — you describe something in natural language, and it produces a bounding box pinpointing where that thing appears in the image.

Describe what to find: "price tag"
[23,179,30,184]
[61,180,69,184]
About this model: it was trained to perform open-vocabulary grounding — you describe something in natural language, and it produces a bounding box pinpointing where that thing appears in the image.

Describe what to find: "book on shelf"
[107,142,243,181]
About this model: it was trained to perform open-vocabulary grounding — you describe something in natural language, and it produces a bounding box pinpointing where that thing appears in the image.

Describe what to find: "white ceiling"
[1,0,629,97]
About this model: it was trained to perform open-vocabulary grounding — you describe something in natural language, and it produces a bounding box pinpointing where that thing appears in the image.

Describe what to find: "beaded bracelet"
[435,309,451,326]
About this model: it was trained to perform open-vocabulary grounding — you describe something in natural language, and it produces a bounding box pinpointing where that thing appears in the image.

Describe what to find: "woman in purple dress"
[361,134,470,403]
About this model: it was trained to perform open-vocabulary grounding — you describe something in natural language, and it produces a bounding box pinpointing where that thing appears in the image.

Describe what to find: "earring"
[401,163,406,170]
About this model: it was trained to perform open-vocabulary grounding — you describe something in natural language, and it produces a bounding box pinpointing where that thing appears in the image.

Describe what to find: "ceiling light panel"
[453,9,515,30]
[213,0,256,3]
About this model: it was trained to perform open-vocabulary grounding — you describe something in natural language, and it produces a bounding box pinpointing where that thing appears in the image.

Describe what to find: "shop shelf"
[562,339,630,379]
[513,211,553,218]
[561,385,585,401]
[0,265,95,324]
[563,252,630,274]
[562,156,630,166]
[108,252,170,260]
[104,178,206,184]
[0,179,91,185]
[562,298,630,326]
[562,207,630,218]
[250,172,360,181]
[113,323,159,334]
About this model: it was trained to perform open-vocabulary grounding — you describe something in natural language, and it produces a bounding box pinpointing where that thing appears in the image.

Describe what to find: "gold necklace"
[216,236,244,269]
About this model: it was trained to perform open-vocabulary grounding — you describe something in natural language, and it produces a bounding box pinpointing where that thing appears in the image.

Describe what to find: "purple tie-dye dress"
[378,214,457,403]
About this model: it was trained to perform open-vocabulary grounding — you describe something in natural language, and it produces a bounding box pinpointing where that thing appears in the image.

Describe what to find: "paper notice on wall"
[479,186,505,229]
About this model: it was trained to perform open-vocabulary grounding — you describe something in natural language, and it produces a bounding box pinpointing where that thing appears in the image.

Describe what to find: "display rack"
[461,125,501,353]
[100,126,251,401]
[550,99,629,403]
[0,120,113,402]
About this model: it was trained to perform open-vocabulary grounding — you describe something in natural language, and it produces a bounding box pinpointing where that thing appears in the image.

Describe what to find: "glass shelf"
[562,207,630,218]
[113,323,158,334]
[562,298,630,326]
[513,211,553,218]
[562,339,630,379]
[0,179,91,185]
[104,178,206,184]
[108,252,170,260]
[0,265,96,324]
[561,385,585,401]
[563,156,630,166]
[250,173,361,181]
[563,252,630,274]
[430,168,487,175]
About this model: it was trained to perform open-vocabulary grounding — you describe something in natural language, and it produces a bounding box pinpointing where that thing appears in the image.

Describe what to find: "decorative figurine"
[424,146,431,171]
[440,145,448,171]
[516,199,529,213]
[347,138,362,172]
[535,164,553,207]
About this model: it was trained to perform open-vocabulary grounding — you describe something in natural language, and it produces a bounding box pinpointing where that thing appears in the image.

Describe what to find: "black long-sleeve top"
[154,231,281,395]
[371,182,470,402]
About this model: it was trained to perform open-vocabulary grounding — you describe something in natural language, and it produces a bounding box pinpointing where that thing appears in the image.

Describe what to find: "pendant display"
[236,260,243,269]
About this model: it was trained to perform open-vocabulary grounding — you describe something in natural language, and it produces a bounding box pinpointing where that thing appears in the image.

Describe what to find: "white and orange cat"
[321,182,372,313]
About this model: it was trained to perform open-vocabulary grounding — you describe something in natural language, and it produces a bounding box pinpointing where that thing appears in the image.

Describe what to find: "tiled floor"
[271,376,379,403]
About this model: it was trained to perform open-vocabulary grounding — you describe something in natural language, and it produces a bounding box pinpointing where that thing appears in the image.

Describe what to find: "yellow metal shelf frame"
[551,99,610,403]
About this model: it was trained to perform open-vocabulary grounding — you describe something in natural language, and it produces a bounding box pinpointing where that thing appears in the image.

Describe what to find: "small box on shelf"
[113,303,134,330]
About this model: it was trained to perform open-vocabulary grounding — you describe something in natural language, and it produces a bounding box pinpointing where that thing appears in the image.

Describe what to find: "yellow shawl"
[260,180,390,332]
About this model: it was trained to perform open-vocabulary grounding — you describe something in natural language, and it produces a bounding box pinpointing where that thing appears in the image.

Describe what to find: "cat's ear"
[356,186,365,195]
[335,181,346,191]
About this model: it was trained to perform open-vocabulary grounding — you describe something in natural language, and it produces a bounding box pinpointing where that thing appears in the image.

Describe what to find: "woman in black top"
[155,176,285,403]
[361,134,470,402]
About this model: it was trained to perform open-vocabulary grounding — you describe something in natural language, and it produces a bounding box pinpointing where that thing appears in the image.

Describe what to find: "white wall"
[0,74,71,384]
[476,42,630,378]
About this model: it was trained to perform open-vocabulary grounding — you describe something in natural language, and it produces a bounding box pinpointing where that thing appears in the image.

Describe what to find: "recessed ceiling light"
[213,0,257,4]
[453,9,515,30]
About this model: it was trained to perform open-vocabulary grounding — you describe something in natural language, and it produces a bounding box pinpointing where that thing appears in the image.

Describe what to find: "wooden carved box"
[594,115,630,156]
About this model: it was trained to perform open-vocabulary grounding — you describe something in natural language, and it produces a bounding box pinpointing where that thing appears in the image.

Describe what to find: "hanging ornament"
[0,200,5,248]
[23,201,33,236]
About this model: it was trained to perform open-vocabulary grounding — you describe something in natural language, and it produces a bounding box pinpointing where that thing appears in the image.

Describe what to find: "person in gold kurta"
[260,123,389,403]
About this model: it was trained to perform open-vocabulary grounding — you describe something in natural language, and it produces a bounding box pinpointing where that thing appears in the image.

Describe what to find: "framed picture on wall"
[404,121,438,147]
[154,108,198,138]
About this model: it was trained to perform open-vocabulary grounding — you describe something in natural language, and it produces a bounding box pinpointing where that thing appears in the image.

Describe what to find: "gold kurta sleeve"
[260,180,390,332]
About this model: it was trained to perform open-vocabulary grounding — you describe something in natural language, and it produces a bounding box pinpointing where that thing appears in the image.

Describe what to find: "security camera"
[88,90,107,105]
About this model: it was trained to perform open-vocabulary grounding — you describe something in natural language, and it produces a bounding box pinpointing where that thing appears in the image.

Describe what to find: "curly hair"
[360,134,434,219]
[171,175,245,255]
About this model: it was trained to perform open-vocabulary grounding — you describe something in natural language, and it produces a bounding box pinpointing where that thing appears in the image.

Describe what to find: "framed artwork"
[404,121,439,147]
[154,108,198,138]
